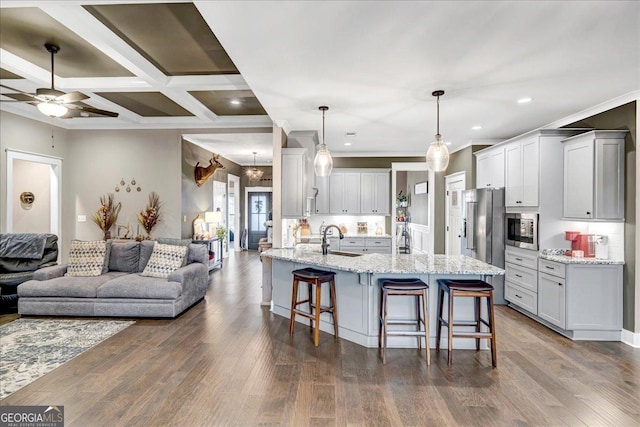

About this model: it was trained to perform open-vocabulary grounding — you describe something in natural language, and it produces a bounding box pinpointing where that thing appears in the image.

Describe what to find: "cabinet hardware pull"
[515,274,522,278]
[558,282,563,286]
[545,266,555,270]
[515,294,522,298]
[586,211,591,215]
[515,257,523,261]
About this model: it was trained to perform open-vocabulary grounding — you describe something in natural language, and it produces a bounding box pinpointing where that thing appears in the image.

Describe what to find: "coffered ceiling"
[1,1,639,162]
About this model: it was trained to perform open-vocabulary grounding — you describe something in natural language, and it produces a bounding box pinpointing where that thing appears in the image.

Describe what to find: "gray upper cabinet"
[360,171,390,214]
[563,130,627,220]
[281,148,307,218]
[330,171,361,214]
[475,147,504,189]
[505,136,539,207]
[314,175,330,214]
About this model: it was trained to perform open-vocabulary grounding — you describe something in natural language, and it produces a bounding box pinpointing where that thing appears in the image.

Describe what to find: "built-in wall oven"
[505,213,538,251]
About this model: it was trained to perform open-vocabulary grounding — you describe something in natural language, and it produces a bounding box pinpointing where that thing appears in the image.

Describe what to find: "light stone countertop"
[539,253,625,265]
[261,246,505,275]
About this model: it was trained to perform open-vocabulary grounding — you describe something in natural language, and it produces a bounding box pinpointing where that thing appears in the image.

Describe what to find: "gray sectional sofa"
[18,240,209,318]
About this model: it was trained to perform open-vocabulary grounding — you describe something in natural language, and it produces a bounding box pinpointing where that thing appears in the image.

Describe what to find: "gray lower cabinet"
[536,259,623,340]
[538,272,566,329]
[332,237,392,254]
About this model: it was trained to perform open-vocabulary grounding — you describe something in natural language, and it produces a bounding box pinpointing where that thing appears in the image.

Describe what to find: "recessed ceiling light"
[230,99,241,105]
[472,125,482,130]
[517,97,533,104]
[344,131,357,146]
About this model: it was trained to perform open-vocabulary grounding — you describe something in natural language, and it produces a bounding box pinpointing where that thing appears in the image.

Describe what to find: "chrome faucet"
[321,225,344,255]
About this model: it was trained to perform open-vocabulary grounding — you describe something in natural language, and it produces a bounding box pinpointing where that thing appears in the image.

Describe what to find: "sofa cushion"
[109,241,140,272]
[18,272,128,298]
[138,240,155,272]
[96,274,182,299]
[66,240,107,277]
[141,243,188,278]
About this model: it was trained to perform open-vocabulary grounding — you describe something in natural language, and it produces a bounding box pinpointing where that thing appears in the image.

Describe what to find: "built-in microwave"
[505,213,538,251]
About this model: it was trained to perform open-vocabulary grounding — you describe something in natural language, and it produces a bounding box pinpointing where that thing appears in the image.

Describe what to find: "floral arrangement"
[216,225,228,241]
[138,191,162,236]
[92,193,121,238]
[397,190,408,207]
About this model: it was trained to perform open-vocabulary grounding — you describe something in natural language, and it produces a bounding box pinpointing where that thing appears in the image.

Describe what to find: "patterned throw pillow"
[140,242,188,278]
[66,240,107,277]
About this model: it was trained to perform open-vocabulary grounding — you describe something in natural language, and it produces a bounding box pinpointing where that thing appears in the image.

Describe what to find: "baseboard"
[621,329,640,347]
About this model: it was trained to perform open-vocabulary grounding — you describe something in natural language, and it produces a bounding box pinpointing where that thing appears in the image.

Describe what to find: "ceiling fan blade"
[57,91,89,103]
[66,103,119,118]
[0,84,39,100]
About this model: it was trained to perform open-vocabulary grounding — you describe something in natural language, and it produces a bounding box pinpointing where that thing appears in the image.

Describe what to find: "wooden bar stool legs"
[436,279,497,368]
[289,268,338,347]
[378,278,430,365]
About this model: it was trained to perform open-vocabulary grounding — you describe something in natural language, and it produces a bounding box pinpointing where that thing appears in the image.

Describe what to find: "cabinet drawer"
[365,238,391,248]
[341,237,365,247]
[505,282,538,314]
[505,263,537,292]
[505,248,538,269]
[539,259,565,278]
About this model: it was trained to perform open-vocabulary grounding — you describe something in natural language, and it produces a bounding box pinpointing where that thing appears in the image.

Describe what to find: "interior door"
[445,173,465,255]
[248,192,271,250]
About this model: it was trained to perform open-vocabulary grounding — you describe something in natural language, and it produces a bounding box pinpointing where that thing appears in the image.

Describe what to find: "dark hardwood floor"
[1,251,639,426]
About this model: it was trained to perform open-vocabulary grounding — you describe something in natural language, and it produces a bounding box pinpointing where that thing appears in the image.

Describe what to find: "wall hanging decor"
[115,177,142,192]
[92,193,121,240]
[19,191,35,209]
[195,154,224,186]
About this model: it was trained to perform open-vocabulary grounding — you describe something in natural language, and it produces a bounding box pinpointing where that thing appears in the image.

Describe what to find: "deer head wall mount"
[194,154,224,187]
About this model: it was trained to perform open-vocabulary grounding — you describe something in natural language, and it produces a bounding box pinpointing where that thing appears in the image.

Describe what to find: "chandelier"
[426,90,450,172]
[246,152,264,181]
[314,105,333,176]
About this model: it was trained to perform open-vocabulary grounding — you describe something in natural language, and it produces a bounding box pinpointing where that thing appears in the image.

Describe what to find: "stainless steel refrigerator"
[461,188,506,304]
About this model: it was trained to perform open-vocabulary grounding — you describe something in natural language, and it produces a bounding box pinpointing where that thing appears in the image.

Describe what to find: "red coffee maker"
[565,231,595,257]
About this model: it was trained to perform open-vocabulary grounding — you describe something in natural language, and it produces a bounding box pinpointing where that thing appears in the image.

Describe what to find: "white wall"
[12,160,51,233]
[67,129,182,241]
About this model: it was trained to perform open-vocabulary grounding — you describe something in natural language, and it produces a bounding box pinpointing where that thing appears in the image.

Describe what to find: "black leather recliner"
[0,233,58,312]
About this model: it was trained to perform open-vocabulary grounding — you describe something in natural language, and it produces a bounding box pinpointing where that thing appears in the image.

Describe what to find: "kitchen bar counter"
[262,246,505,275]
[261,246,504,349]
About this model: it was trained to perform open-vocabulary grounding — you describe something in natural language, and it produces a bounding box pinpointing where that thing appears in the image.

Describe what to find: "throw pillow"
[108,241,140,272]
[156,237,191,266]
[66,240,107,277]
[140,242,188,278]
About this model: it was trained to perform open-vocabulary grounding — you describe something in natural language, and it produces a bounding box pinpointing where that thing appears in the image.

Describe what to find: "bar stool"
[378,278,430,365]
[289,267,338,347]
[436,279,497,367]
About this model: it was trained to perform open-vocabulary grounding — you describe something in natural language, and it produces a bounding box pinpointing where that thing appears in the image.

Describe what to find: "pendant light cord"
[436,94,440,136]
[322,108,325,146]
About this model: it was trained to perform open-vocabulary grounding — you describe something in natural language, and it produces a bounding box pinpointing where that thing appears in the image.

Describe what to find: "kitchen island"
[261,246,504,349]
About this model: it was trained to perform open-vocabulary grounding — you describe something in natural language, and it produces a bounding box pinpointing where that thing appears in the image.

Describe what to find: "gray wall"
[0,112,72,258]
[564,101,636,332]
[181,138,273,239]
[67,128,182,242]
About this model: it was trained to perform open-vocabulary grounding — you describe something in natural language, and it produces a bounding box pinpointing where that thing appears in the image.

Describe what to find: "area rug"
[0,318,134,399]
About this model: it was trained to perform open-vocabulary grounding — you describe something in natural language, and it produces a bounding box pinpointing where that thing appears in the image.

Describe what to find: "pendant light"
[426,90,450,172]
[246,152,264,181]
[314,105,333,176]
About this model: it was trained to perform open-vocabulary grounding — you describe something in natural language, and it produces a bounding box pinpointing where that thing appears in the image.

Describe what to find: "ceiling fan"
[0,43,119,118]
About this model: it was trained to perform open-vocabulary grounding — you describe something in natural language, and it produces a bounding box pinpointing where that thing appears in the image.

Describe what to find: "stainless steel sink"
[328,250,362,257]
